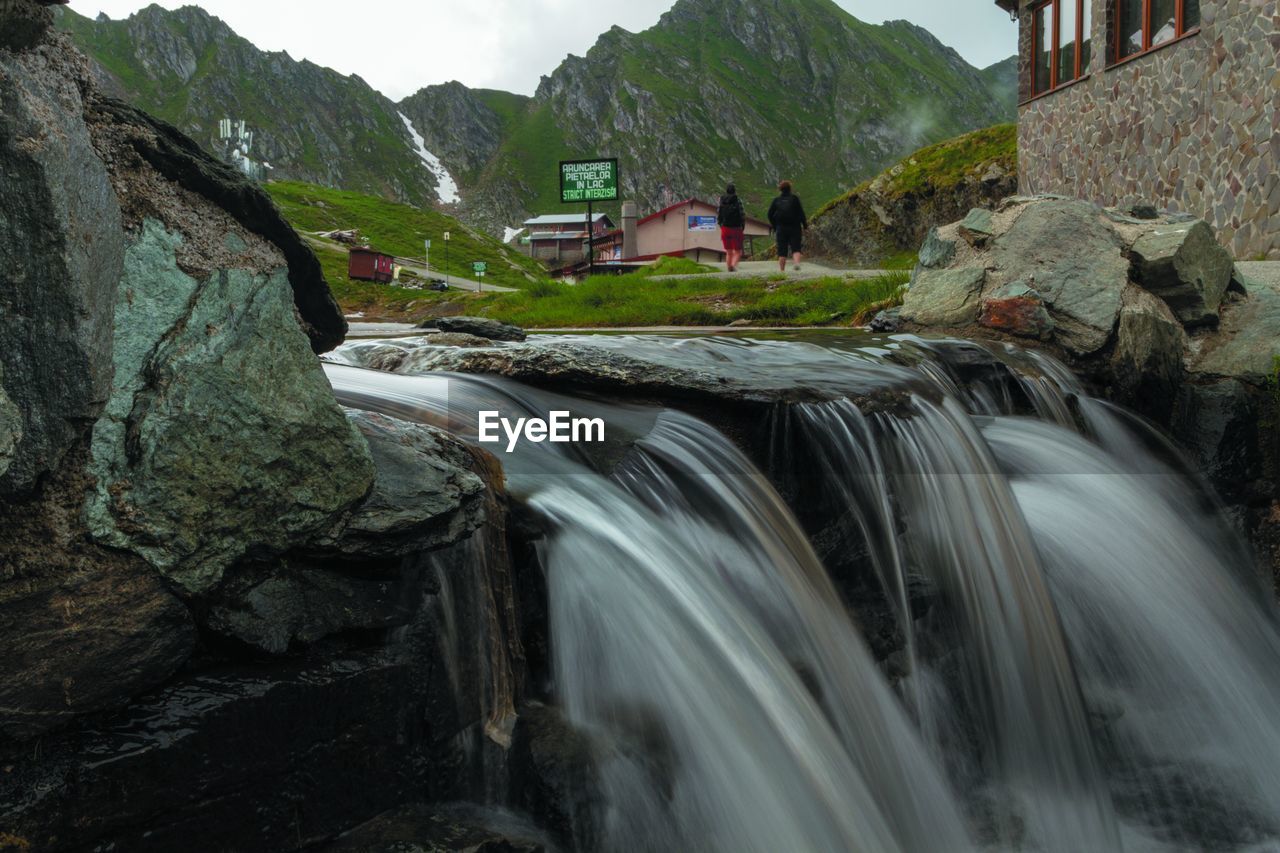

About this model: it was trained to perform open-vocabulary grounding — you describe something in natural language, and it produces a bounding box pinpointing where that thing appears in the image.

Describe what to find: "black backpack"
[773,194,801,227]
[718,196,745,228]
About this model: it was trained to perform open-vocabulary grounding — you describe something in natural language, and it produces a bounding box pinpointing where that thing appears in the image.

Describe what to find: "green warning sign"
[560,159,620,203]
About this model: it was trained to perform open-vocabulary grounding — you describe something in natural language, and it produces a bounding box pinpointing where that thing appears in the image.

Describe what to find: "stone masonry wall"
[1012,0,1279,259]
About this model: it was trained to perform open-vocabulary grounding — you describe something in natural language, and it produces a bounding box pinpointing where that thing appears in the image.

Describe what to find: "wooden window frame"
[1031,0,1090,97]
[1110,0,1200,66]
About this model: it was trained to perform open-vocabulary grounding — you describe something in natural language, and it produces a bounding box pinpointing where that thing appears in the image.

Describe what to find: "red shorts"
[721,226,744,252]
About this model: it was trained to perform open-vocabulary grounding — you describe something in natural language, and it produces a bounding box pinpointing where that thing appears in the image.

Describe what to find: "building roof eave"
[994,0,1018,13]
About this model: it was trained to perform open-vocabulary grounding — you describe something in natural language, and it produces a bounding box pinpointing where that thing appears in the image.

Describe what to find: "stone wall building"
[994,0,1279,259]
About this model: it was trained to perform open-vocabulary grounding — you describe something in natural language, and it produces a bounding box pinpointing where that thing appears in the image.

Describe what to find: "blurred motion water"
[325,332,1280,852]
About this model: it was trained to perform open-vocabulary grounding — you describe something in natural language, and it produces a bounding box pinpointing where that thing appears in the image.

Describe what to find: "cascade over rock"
[898,196,1280,581]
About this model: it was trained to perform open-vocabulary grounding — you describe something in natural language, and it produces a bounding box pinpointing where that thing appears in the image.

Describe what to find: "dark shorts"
[776,226,803,256]
[721,226,744,252]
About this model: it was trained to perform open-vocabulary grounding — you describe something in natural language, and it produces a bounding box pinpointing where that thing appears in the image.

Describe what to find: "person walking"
[768,180,807,273]
[717,183,746,273]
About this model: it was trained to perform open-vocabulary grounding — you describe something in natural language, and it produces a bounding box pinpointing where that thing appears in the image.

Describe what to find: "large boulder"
[82,220,375,597]
[1130,221,1234,328]
[990,199,1128,356]
[0,35,124,495]
[901,267,985,327]
[87,97,348,353]
[315,411,488,558]
[898,197,1246,363]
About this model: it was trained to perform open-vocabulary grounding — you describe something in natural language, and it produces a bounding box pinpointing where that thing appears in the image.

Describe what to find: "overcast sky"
[70,0,1017,100]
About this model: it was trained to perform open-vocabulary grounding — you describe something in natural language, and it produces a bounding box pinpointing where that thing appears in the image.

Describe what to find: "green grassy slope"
[804,123,1018,267]
[265,181,549,314]
[814,123,1018,218]
[56,6,437,208]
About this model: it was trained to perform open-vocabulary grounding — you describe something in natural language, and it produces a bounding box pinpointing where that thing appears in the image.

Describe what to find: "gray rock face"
[0,549,196,740]
[901,267,985,327]
[1172,379,1260,498]
[1130,221,1235,328]
[84,220,375,596]
[0,368,20,480]
[918,227,957,269]
[1110,285,1186,421]
[424,316,529,342]
[1192,269,1280,383]
[87,97,349,353]
[316,411,487,558]
[0,0,54,51]
[0,40,124,495]
[992,199,1128,355]
[206,560,428,655]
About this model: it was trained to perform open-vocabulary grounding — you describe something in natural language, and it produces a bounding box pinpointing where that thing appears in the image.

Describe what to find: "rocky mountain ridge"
[429,0,1017,230]
[55,3,442,208]
[59,0,1017,234]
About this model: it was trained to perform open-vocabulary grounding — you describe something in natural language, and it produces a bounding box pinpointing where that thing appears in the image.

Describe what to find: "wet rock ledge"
[894,197,1280,582]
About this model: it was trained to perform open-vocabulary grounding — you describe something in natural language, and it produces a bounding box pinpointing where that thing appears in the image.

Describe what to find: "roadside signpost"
[424,238,431,269]
[559,158,619,278]
[443,231,451,286]
[473,261,486,292]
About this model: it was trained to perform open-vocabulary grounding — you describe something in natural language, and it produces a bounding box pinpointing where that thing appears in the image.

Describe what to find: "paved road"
[393,259,517,294]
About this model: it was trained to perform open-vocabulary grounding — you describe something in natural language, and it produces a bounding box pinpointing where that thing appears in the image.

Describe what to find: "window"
[1031,0,1092,96]
[1113,0,1200,63]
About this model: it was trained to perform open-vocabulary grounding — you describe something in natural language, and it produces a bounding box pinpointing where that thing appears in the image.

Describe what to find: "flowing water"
[325,332,1280,853]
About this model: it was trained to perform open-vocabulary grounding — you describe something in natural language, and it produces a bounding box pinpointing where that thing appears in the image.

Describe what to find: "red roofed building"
[592,199,771,264]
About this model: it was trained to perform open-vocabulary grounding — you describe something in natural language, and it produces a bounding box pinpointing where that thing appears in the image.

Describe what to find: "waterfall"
[325,332,1280,853]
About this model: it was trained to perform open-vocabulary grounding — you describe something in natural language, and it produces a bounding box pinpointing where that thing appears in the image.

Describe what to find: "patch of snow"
[398,111,460,205]
[503,227,524,243]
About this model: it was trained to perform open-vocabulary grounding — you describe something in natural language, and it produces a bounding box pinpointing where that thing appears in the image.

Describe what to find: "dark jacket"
[768,192,807,230]
[717,193,746,228]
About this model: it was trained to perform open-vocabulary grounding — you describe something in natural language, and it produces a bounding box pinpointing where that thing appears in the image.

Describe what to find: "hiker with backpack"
[717,183,747,272]
[768,180,807,273]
